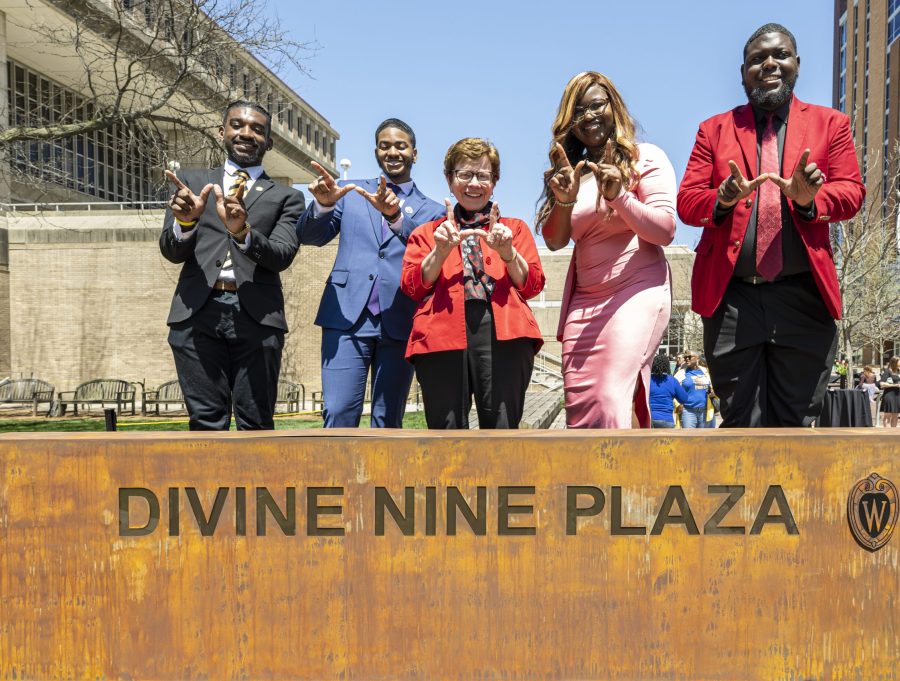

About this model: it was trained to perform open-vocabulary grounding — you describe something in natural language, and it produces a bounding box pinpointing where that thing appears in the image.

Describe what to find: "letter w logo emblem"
[848,474,898,551]
[861,497,889,535]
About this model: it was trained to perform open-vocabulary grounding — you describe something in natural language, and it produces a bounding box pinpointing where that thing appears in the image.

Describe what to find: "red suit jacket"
[677,96,864,320]
[401,216,545,360]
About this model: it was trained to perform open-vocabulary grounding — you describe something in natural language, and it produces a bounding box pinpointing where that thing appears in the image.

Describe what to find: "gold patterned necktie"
[221,169,251,271]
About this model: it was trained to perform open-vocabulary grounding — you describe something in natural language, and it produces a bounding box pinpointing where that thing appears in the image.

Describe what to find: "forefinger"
[444,198,457,227]
[552,143,572,169]
[165,170,189,192]
[310,161,335,182]
[603,138,615,165]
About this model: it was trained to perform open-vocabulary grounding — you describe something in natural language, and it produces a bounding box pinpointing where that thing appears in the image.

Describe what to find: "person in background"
[674,351,711,428]
[878,356,900,428]
[699,355,718,427]
[649,353,689,428]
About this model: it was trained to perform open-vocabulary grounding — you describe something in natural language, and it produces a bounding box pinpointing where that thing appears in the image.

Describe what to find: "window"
[6,60,164,203]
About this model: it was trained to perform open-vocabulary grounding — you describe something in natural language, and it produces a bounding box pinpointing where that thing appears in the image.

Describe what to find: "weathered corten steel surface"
[0,429,897,680]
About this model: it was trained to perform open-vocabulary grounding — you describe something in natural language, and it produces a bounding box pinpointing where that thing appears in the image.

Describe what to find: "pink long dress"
[558,142,676,428]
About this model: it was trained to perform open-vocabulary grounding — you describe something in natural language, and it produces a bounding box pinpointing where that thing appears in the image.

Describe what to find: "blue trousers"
[680,406,708,429]
[320,311,414,428]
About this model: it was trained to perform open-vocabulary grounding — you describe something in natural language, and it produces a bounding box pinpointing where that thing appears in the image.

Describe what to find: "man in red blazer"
[677,23,865,427]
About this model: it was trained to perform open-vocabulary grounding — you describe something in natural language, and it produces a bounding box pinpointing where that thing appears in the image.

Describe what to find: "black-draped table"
[818,389,873,427]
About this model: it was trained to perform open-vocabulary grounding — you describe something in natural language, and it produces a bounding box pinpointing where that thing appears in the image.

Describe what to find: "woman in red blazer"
[401,137,545,429]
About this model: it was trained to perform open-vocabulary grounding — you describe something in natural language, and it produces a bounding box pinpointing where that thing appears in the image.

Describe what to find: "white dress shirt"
[173,160,264,281]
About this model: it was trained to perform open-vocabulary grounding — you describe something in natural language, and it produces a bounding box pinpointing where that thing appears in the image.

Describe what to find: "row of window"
[6,61,164,203]
[117,0,336,161]
[889,0,900,46]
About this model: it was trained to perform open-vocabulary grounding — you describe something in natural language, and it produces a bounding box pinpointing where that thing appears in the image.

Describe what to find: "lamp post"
[339,158,351,180]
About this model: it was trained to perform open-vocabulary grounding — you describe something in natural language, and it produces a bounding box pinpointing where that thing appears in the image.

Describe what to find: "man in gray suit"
[160,100,303,430]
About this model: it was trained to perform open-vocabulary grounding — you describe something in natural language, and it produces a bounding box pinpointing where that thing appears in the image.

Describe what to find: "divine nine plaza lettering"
[118,485,798,537]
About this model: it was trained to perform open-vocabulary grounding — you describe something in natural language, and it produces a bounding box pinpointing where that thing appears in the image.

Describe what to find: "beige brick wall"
[0,265,10,378]
[4,210,334,396]
[2,211,694,397]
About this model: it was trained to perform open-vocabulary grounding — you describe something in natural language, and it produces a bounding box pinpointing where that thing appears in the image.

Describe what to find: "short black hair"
[375,118,416,148]
[651,354,671,377]
[743,23,798,60]
[223,100,272,135]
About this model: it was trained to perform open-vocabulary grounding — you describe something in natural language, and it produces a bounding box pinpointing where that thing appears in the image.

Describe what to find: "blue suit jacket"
[297,178,444,341]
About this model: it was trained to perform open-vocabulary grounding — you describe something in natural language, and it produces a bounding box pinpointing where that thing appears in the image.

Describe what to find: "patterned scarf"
[455,202,496,301]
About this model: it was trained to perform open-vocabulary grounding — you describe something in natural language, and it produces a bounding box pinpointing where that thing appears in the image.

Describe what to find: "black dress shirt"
[715,99,814,278]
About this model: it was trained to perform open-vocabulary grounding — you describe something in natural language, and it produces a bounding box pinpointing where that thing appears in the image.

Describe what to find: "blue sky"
[270,1,835,245]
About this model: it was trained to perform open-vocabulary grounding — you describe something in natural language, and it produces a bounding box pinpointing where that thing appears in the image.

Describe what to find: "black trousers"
[414,300,534,429]
[702,273,837,427]
[168,290,284,430]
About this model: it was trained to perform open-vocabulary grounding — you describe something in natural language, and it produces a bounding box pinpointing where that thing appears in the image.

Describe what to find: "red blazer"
[401,216,545,360]
[677,96,864,320]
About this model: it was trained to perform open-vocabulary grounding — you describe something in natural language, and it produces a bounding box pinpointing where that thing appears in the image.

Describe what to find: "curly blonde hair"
[535,71,640,230]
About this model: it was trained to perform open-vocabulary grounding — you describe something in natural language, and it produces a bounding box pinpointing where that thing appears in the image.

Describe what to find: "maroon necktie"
[756,113,782,281]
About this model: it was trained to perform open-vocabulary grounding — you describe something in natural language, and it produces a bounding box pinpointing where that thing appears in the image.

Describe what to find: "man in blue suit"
[298,119,444,427]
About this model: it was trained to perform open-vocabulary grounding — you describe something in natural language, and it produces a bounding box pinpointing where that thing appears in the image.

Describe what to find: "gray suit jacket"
[159,167,304,331]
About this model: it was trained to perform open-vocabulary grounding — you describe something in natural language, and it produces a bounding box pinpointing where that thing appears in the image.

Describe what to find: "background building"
[0,0,340,395]
[834,0,899,211]
[0,0,697,405]
[833,0,900,365]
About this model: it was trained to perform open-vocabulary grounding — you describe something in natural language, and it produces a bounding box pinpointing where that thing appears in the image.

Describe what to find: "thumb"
[198,183,214,204]
[727,160,745,182]
[235,182,245,201]
[747,174,769,191]
[768,174,789,190]
[212,183,224,204]
[573,160,586,176]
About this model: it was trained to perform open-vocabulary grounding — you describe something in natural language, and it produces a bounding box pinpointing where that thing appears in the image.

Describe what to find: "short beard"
[224,141,265,167]
[745,75,796,110]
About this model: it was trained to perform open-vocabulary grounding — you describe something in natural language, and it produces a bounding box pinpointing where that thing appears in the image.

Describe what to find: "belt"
[213,280,238,292]
[734,272,808,286]
[736,275,776,285]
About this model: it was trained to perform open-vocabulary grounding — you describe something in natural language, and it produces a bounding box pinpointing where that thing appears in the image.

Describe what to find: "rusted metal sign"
[0,430,897,679]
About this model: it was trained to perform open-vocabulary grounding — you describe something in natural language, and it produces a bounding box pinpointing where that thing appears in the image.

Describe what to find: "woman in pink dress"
[537,72,676,428]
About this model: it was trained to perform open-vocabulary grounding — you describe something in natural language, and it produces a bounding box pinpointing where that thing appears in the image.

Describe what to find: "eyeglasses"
[574,100,610,120]
[451,170,494,184]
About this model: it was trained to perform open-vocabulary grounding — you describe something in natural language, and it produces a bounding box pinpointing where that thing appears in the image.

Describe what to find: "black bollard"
[104,408,117,432]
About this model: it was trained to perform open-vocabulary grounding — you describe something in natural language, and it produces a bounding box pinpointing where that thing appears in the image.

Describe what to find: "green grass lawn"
[0,410,428,433]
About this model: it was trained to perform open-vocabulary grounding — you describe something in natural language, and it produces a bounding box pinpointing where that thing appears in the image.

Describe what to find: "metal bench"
[142,380,185,416]
[57,379,136,416]
[276,380,306,413]
[0,378,56,416]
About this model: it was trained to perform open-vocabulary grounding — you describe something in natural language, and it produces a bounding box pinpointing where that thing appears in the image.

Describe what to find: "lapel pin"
[405,206,413,214]
[256,186,263,191]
